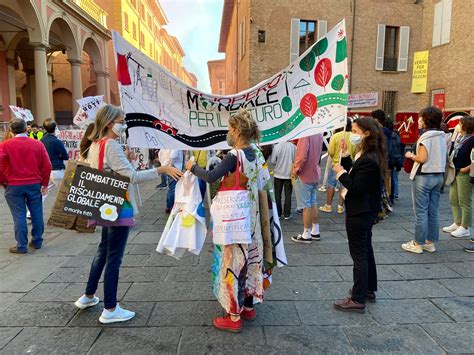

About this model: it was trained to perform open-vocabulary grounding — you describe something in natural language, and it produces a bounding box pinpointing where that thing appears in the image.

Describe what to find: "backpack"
[388,130,403,170]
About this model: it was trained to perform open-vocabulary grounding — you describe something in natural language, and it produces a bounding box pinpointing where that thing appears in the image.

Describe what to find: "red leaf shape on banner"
[300,93,318,118]
[314,58,332,89]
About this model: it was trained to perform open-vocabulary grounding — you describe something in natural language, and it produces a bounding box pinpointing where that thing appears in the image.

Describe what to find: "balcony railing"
[72,0,108,28]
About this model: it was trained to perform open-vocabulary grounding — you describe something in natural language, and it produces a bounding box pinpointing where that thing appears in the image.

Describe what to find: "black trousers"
[346,213,377,304]
[274,177,293,217]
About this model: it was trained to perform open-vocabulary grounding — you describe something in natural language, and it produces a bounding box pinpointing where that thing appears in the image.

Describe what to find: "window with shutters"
[383,26,399,72]
[299,20,316,55]
[124,13,129,32]
[132,23,137,40]
[382,91,398,119]
[433,0,451,46]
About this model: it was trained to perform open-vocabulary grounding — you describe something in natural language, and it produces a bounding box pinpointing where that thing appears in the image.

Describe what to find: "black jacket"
[339,155,382,217]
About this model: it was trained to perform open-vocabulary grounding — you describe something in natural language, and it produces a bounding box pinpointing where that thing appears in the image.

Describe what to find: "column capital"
[94,70,110,77]
[68,59,83,66]
[29,42,49,51]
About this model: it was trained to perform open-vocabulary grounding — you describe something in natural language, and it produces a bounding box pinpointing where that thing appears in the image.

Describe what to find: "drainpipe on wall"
[236,0,240,93]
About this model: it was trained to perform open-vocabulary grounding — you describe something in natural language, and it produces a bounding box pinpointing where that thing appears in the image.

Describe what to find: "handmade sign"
[348,92,378,108]
[63,165,130,222]
[9,106,34,122]
[73,95,104,128]
[47,160,95,233]
[411,51,429,93]
[112,20,348,150]
[57,130,85,161]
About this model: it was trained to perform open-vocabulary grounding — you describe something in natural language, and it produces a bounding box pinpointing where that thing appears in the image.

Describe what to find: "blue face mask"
[349,133,363,145]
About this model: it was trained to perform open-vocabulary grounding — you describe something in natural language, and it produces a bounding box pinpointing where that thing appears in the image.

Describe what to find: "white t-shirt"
[159,149,184,170]
[268,142,296,179]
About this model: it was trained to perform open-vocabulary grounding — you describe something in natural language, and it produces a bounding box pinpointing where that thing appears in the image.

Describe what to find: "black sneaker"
[295,208,303,215]
[311,234,321,241]
[291,234,312,244]
[463,245,474,253]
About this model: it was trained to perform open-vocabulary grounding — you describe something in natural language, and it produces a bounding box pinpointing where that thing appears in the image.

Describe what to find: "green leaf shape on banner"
[299,51,316,72]
[282,96,292,112]
[336,37,347,63]
[312,37,328,57]
[331,74,345,91]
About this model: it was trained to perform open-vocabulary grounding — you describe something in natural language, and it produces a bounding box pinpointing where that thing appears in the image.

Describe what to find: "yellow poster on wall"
[411,51,429,93]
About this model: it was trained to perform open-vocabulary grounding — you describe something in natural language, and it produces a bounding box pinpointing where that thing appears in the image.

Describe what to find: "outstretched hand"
[185,160,196,171]
[162,166,183,181]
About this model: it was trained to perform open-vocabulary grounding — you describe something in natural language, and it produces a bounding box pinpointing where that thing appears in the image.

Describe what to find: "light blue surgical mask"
[349,133,363,145]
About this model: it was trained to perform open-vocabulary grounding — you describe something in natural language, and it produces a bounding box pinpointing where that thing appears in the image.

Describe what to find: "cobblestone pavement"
[0,172,472,354]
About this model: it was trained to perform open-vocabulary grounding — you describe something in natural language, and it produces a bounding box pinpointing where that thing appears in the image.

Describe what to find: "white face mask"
[112,122,127,137]
[454,124,462,133]
[349,133,363,145]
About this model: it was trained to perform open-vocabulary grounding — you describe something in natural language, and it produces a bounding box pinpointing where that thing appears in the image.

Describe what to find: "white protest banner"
[130,148,149,170]
[57,130,85,161]
[73,95,104,128]
[9,105,34,122]
[113,20,348,150]
[348,92,378,108]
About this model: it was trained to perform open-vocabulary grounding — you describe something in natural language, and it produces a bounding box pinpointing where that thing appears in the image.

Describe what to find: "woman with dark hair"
[443,116,474,238]
[332,117,386,313]
[402,106,448,254]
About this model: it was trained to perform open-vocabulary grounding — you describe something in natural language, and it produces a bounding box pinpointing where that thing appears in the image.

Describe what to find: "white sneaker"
[74,295,99,309]
[401,240,423,254]
[451,226,471,238]
[337,205,345,214]
[99,304,135,324]
[422,243,436,253]
[443,223,460,233]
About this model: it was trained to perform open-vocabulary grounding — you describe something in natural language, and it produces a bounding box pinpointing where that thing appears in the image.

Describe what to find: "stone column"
[69,59,83,112]
[95,70,107,97]
[48,71,54,119]
[32,43,51,123]
[7,59,16,106]
[27,70,36,118]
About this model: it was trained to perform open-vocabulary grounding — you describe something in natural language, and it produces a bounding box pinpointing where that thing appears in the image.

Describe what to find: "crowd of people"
[0,104,472,331]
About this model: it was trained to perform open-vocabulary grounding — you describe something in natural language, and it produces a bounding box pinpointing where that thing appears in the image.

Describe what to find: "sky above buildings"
[160,0,225,93]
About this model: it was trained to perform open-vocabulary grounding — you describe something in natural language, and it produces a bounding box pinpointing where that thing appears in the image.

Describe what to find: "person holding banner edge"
[185,109,267,333]
[75,104,182,324]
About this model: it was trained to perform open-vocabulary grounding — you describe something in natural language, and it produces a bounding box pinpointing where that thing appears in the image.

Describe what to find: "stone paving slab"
[367,299,453,325]
[295,301,377,326]
[1,327,101,354]
[89,327,182,354]
[342,324,444,354]
[430,297,474,322]
[263,326,354,354]
[422,322,474,353]
[379,280,456,299]
[0,328,22,351]
[0,302,77,327]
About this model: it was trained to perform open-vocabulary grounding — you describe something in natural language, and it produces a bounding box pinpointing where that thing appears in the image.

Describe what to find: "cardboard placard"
[47,160,95,233]
[259,190,273,264]
[63,165,130,222]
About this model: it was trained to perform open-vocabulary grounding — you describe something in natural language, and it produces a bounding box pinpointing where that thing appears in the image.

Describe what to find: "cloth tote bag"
[210,151,252,245]
[89,138,134,227]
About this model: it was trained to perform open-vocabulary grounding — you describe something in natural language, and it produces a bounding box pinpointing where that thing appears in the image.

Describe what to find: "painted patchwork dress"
[212,145,287,315]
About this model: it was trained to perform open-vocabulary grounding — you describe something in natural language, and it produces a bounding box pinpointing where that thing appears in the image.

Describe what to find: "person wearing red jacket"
[0,119,52,254]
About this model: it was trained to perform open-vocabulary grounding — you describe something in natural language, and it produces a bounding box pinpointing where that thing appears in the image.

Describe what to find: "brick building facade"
[218,0,473,121]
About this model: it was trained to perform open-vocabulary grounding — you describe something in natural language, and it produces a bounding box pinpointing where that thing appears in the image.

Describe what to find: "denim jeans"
[412,174,444,244]
[166,178,177,210]
[391,169,399,198]
[85,226,130,309]
[198,178,206,200]
[5,184,44,252]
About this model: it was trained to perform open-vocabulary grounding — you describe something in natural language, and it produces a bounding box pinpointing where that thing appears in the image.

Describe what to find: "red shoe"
[241,308,256,321]
[213,315,242,333]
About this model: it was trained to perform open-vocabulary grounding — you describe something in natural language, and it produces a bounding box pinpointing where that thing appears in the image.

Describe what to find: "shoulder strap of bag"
[234,150,242,188]
[98,138,110,171]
